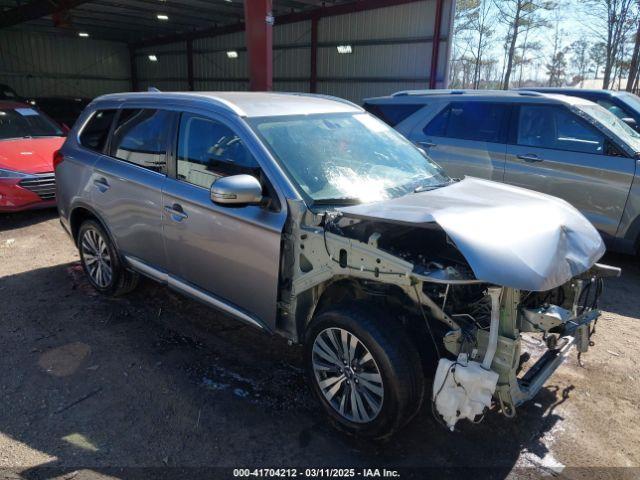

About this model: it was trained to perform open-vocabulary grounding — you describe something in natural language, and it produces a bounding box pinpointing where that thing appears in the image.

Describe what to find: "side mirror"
[210,174,263,205]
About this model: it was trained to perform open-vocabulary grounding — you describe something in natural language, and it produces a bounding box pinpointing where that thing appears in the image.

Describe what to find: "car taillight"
[53,150,64,170]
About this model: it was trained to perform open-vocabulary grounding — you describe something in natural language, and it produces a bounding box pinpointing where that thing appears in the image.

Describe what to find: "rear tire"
[304,303,424,440]
[77,219,139,296]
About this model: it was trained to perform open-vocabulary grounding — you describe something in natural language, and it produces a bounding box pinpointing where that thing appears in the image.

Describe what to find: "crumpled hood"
[339,177,605,291]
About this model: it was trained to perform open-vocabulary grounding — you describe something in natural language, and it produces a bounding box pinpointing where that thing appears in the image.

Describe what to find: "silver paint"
[340,177,605,292]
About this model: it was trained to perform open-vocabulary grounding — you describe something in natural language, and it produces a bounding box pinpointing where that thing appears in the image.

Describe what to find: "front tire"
[77,220,139,296]
[304,303,424,440]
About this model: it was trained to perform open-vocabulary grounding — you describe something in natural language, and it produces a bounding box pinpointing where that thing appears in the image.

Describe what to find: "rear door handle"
[517,154,543,163]
[164,203,188,222]
[417,140,437,148]
[93,177,110,192]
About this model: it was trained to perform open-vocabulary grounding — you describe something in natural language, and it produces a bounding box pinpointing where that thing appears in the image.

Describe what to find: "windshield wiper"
[414,180,455,193]
[313,198,361,206]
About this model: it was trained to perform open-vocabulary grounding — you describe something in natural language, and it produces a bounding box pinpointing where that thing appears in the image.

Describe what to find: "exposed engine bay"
[278,194,620,430]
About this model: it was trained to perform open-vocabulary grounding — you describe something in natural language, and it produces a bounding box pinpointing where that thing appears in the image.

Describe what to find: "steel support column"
[429,0,444,89]
[129,45,138,91]
[310,14,319,93]
[187,39,195,91]
[243,0,273,91]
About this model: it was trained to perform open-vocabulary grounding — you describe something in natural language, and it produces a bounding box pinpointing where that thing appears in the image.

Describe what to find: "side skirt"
[124,255,272,334]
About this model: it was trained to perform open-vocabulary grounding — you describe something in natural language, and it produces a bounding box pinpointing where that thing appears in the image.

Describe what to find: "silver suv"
[364,90,640,255]
[56,91,619,439]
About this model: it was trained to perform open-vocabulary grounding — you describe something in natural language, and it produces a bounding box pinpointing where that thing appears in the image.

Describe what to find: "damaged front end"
[278,178,620,431]
[428,268,617,430]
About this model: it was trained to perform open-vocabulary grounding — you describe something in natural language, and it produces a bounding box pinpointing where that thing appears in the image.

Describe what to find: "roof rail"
[391,89,460,97]
[288,92,362,110]
[516,90,543,97]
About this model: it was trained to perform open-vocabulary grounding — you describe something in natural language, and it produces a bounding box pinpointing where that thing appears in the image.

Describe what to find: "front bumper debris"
[432,265,619,428]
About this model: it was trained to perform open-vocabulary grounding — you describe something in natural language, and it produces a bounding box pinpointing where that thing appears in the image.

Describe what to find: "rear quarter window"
[79,109,116,152]
[364,103,425,127]
[110,108,173,174]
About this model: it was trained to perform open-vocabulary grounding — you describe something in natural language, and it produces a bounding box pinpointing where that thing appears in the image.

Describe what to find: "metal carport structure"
[0,0,455,103]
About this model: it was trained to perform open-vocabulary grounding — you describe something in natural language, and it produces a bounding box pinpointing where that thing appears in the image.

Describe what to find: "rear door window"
[364,103,425,127]
[79,110,117,152]
[109,109,174,174]
[423,102,509,143]
[516,104,604,154]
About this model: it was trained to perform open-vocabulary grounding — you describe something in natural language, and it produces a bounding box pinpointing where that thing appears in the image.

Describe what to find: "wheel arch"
[295,278,416,343]
[69,204,119,252]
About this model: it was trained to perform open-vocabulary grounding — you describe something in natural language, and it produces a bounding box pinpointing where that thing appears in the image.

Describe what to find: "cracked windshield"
[252,112,449,204]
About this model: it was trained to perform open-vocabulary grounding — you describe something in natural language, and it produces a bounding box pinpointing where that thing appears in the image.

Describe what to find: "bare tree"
[583,0,638,89]
[516,39,543,85]
[546,6,566,86]
[547,48,568,86]
[481,57,501,87]
[469,0,497,88]
[494,0,556,89]
[570,39,592,87]
[590,42,608,79]
[449,0,480,87]
[516,22,532,86]
[626,9,640,91]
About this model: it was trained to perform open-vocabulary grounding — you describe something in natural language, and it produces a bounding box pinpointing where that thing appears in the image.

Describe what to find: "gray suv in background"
[56,91,618,438]
[364,90,640,255]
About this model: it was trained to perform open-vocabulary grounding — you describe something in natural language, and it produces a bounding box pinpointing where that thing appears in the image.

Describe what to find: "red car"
[0,101,66,212]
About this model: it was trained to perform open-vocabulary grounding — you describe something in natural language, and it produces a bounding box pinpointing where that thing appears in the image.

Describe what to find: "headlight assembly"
[0,168,30,179]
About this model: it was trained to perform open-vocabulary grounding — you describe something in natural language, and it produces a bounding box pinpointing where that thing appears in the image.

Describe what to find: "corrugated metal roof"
[0,0,354,44]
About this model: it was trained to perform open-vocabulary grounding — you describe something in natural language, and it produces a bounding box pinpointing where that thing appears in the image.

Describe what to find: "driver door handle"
[164,203,188,222]
[517,153,543,163]
[417,140,437,148]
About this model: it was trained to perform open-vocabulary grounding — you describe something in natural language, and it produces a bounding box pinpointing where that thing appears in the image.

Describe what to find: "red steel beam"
[429,0,444,89]
[244,0,273,91]
[277,0,423,24]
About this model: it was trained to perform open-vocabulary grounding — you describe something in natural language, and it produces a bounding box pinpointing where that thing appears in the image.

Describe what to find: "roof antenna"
[147,87,161,92]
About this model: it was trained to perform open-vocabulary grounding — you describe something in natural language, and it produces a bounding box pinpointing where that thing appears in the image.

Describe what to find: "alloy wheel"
[81,228,113,288]
[312,327,384,423]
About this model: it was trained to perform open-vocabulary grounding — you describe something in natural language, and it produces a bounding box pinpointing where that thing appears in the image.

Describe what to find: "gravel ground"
[0,209,638,480]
